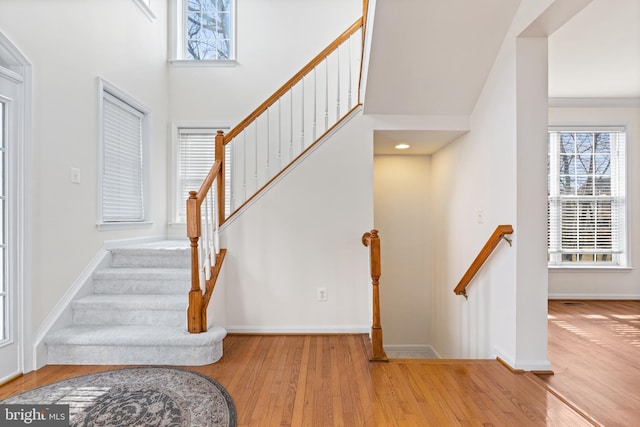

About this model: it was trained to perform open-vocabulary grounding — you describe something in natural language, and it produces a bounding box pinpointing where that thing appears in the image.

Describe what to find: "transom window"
[547,128,627,266]
[172,0,235,62]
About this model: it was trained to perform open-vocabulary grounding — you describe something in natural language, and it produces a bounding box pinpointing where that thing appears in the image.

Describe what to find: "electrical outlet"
[317,287,327,302]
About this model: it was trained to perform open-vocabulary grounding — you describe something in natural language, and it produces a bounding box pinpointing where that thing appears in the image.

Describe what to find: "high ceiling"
[549,0,640,99]
[368,0,640,155]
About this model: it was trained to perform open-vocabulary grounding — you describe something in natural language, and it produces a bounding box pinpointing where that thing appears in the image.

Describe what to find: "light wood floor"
[537,299,640,427]
[1,334,591,426]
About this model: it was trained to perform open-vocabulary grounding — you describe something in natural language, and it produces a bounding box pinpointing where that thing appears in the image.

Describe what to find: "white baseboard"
[384,344,440,359]
[225,325,370,334]
[493,347,551,372]
[549,293,640,300]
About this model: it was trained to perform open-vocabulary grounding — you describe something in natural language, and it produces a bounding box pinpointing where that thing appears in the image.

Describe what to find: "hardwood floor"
[538,299,640,427]
[1,334,590,426]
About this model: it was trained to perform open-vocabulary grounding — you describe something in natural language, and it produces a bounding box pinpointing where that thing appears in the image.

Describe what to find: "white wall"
[549,105,640,298]
[0,0,170,338]
[427,0,561,369]
[169,0,362,124]
[373,155,431,346]
[217,111,373,332]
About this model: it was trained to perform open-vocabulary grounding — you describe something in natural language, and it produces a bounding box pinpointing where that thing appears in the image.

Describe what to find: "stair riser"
[72,308,184,326]
[110,252,190,268]
[93,279,189,295]
[46,343,223,365]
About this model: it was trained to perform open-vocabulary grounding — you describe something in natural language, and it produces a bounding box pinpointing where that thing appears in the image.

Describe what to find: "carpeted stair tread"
[45,324,226,347]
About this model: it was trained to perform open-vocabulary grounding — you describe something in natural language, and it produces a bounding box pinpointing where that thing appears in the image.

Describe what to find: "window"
[171,0,236,62]
[547,128,626,266]
[98,79,151,228]
[174,127,231,224]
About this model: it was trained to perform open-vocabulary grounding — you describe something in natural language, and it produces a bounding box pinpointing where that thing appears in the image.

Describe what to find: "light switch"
[70,167,81,184]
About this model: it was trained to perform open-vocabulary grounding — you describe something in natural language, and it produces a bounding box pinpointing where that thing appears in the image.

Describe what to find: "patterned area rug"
[0,367,236,426]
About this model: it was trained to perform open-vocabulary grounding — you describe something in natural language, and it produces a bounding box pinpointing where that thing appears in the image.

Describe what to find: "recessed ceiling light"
[395,144,410,150]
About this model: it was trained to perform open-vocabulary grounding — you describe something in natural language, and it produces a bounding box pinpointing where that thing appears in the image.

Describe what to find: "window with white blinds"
[101,91,146,223]
[547,128,626,266]
[175,127,230,223]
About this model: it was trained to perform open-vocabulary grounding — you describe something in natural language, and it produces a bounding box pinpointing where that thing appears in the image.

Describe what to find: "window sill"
[170,59,238,68]
[97,221,154,231]
[549,265,633,272]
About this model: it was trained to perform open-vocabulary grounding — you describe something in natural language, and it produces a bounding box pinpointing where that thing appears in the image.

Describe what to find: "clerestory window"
[171,0,236,63]
[547,128,627,267]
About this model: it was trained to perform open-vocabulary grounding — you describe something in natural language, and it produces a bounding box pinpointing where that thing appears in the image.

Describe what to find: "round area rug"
[0,367,236,427]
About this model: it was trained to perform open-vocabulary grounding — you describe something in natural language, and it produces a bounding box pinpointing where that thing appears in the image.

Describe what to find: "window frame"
[170,0,237,66]
[547,126,628,268]
[97,78,152,230]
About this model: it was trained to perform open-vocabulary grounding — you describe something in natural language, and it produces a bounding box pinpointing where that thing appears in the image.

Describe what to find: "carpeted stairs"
[45,241,226,365]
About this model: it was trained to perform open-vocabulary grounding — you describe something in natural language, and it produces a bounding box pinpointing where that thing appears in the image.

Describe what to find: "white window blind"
[547,129,626,265]
[175,127,231,223]
[102,92,145,222]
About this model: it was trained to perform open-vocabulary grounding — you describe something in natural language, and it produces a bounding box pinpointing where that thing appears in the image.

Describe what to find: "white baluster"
[336,46,341,120]
[289,88,294,160]
[300,77,305,151]
[324,58,329,131]
[254,121,258,191]
[313,67,317,141]
[242,131,247,202]
[348,36,352,110]
[266,109,270,179]
[278,99,282,171]
[209,189,216,267]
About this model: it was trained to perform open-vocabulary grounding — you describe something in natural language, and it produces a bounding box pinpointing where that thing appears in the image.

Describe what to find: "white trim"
[97,77,152,228]
[549,98,640,108]
[549,293,640,300]
[131,0,157,21]
[96,221,154,231]
[221,106,362,229]
[549,266,633,272]
[170,59,238,67]
[359,0,376,104]
[383,344,440,359]
[32,249,111,370]
[0,66,23,84]
[0,32,32,375]
[493,347,552,371]
[226,325,370,334]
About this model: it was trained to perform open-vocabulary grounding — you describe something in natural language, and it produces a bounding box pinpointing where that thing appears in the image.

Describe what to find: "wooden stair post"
[362,229,388,362]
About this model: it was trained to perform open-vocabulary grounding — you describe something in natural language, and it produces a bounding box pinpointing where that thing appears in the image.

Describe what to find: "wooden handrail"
[224,18,363,143]
[362,229,388,362]
[454,225,514,299]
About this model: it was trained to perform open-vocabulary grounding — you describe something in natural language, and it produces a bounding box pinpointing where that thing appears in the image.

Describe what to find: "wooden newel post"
[362,229,388,362]
[187,191,204,333]
[215,130,225,225]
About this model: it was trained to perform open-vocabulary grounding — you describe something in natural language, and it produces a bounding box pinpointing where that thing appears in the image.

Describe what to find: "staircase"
[45,241,226,365]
